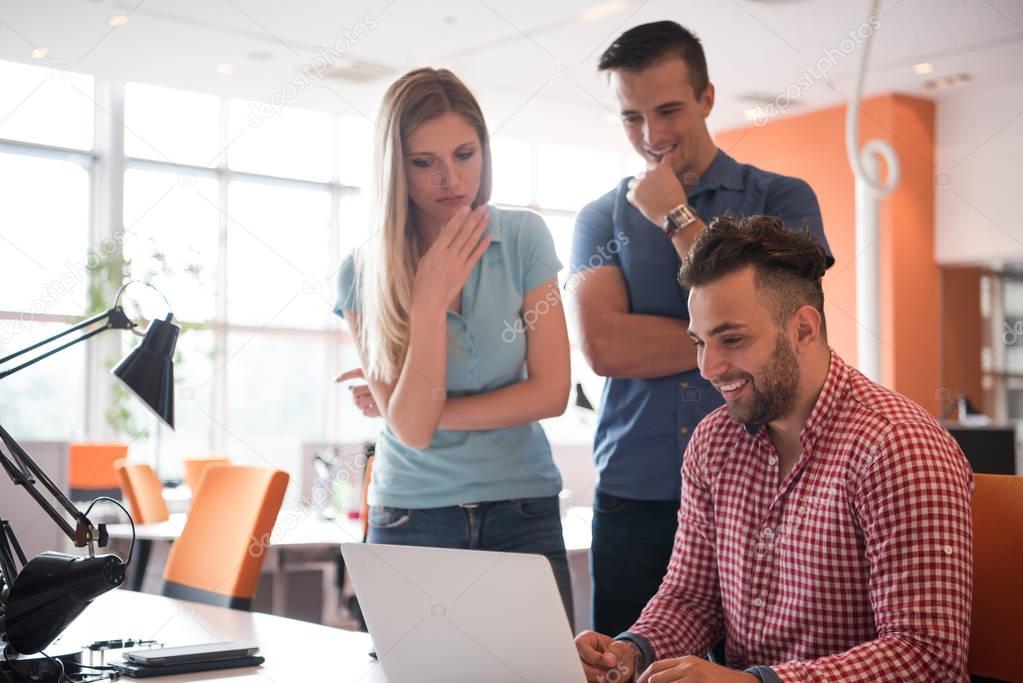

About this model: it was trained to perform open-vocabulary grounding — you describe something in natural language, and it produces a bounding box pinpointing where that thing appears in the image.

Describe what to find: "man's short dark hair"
[678,215,829,337]
[598,21,709,98]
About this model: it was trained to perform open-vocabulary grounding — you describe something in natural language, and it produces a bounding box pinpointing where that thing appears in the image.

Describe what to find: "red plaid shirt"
[629,352,974,681]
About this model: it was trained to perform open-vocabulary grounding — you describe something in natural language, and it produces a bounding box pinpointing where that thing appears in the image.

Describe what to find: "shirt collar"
[800,350,847,442]
[687,149,744,198]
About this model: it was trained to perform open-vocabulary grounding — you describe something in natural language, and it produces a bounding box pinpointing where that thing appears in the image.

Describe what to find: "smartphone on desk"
[123,642,258,666]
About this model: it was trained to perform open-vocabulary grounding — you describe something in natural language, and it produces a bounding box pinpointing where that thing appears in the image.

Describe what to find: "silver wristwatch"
[664,203,698,239]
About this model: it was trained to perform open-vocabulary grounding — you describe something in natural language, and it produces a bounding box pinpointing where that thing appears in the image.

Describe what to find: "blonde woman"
[334,68,573,623]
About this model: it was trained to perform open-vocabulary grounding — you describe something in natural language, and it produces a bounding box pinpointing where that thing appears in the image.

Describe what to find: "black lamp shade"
[112,313,179,430]
[4,551,125,654]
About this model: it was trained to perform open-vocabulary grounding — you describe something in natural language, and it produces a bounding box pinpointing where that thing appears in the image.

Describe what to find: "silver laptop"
[341,543,586,683]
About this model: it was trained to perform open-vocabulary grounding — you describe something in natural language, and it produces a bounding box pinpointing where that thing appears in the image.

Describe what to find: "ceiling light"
[743,107,764,121]
[581,0,629,22]
[913,62,934,75]
[31,47,48,59]
[216,63,237,76]
[924,73,972,90]
[108,15,130,28]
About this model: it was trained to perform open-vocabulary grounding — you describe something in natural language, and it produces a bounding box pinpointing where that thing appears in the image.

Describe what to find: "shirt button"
[752,597,765,608]
[680,427,689,435]
[761,527,774,539]
[944,545,953,555]
[767,454,778,466]
[679,381,689,388]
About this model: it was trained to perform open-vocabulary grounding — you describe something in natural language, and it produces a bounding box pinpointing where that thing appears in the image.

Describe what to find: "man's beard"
[725,332,800,425]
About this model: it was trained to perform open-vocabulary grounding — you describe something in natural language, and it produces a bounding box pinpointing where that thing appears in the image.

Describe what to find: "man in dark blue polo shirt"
[569,21,833,638]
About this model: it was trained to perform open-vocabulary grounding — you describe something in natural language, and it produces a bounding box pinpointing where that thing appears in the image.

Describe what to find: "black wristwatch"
[616,638,647,679]
[664,203,698,239]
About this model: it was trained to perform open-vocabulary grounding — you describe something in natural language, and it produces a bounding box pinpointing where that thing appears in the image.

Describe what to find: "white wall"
[935,80,1023,265]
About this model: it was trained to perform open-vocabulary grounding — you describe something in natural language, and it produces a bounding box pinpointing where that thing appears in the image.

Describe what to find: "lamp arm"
[0,424,96,548]
[0,307,134,380]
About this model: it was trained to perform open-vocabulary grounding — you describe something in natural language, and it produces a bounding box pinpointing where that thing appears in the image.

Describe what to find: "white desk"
[106,512,363,622]
[106,507,595,629]
[107,507,593,552]
[106,511,364,547]
[55,589,384,682]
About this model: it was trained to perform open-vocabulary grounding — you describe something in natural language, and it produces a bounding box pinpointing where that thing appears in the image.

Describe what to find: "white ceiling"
[2,0,1022,147]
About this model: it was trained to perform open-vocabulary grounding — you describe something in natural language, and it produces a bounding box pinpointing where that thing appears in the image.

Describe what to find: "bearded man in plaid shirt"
[575,215,973,682]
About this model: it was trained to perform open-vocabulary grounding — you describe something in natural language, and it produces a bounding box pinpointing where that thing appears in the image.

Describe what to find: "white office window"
[227,100,333,182]
[536,144,620,211]
[125,83,221,166]
[538,212,576,284]
[338,115,375,188]
[491,137,533,206]
[225,332,328,442]
[0,59,94,150]
[123,167,220,323]
[0,152,90,315]
[225,179,333,329]
[0,322,85,440]
[339,191,373,262]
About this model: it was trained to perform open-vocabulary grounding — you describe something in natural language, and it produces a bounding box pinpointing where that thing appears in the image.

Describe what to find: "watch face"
[673,205,695,224]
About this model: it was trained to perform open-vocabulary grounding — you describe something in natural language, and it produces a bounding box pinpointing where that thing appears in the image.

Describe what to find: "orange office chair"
[113,460,170,525]
[182,456,231,495]
[968,473,1023,681]
[114,459,171,592]
[69,443,128,501]
[162,465,289,610]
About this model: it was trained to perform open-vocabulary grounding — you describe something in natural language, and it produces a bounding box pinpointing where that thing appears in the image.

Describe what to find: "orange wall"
[941,267,986,414]
[715,94,941,414]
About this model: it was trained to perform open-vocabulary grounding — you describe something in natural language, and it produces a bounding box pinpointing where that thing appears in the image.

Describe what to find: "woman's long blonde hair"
[356,68,493,383]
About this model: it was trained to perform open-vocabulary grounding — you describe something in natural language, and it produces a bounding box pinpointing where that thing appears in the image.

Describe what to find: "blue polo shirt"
[334,206,564,509]
[570,149,832,501]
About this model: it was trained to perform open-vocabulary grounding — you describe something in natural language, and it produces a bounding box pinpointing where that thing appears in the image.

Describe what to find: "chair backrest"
[182,456,231,494]
[113,460,170,525]
[969,473,1023,680]
[162,465,289,610]
[68,443,128,500]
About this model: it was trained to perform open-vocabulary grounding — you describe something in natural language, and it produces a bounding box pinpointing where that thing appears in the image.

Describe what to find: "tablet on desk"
[123,642,259,666]
[112,655,265,678]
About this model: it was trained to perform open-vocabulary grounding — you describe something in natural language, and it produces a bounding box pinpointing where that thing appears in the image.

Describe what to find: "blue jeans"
[590,492,679,636]
[366,495,574,630]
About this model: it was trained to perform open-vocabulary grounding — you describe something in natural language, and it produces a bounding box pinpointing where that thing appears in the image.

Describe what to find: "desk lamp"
[0,281,178,660]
